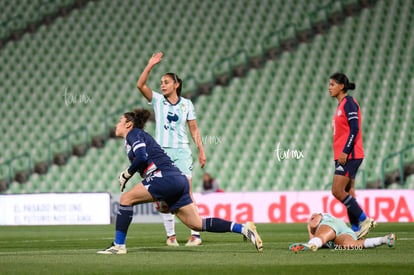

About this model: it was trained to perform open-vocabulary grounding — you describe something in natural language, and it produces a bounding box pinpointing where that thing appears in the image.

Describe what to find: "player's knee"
[331,186,347,201]
[331,187,343,200]
[184,220,202,231]
[189,224,202,231]
[120,193,132,206]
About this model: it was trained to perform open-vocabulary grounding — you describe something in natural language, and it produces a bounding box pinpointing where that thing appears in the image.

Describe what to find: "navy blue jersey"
[125,128,182,176]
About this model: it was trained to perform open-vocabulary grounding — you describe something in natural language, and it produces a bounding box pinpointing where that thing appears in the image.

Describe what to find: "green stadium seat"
[2,0,413,194]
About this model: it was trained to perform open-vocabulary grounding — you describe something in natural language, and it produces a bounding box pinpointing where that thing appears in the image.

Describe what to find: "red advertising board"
[193,190,414,223]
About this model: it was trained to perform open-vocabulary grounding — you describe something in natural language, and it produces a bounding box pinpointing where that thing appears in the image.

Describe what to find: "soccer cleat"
[185,235,202,246]
[97,242,127,254]
[242,222,263,252]
[166,235,179,247]
[289,243,317,253]
[356,217,377,239]
[386,233,396,248]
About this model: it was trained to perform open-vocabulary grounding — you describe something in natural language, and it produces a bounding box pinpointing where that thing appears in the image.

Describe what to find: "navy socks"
[202,218,242,233]
[342,195,366,231]
[115,205,133,245]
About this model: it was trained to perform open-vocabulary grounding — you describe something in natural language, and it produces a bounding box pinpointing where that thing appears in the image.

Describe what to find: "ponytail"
[330,72,356,92]
[124,108,151,129]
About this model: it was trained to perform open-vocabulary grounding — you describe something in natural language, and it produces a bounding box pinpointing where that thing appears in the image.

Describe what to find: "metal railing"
[210,49,249,90]
[0,153,31,188]
[1,0,377,191]
[47,126,89,166]
[260,23,298,63]
[381,144,414,188]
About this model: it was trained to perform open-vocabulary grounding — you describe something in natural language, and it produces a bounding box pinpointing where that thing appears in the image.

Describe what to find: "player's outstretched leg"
[175,204,263,252]
[201,218,263,252]
[363,233,396,248]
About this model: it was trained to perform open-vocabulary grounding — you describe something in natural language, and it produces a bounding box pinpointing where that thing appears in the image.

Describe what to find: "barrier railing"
[47,126,89,166]
[260,23,298,63]
[182,74,198,101]
[0,153,31,187]
[381,144,414,188]
[210,49,249,90]
[1,0,376,191]
[0,1,81,43]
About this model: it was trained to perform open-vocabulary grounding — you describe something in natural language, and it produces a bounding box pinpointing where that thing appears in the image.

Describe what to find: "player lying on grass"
[289,213,395,252]
[97,108,263,254]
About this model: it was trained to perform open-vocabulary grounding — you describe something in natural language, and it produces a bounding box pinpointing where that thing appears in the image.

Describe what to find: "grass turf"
[0,222,413,274]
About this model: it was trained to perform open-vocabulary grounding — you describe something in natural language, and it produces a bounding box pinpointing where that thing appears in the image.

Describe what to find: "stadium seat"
[2,0,413,193]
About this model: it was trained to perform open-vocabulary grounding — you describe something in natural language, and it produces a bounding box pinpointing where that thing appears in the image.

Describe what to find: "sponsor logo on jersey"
[336,165,344,172]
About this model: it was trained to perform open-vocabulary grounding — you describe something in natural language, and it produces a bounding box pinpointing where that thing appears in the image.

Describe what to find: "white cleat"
[357,217,377,239]
[242,222,263,252]
[97,242,127,254]
[185,235,202,246]
[166,235,179,247]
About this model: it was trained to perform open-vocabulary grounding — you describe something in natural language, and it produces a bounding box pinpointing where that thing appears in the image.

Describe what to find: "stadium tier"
[0,0,322,169]
[1,0,413,193]
[0,0,83,43]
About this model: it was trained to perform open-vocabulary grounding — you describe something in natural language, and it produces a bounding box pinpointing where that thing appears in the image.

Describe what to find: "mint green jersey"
[319,213,357,240]
[150,91,196,149]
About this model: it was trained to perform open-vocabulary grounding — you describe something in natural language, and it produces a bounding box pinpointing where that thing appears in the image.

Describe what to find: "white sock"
[190,206,201,236]
[308,237,323,248]
[114,243,126,249]
[364,237,384,248]
[160,212,175,237]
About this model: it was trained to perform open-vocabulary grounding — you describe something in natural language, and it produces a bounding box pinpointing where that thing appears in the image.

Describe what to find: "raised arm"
[187,119,206,168]
[137,52,163,102]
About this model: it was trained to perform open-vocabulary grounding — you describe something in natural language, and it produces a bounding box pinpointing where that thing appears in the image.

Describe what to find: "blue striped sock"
[115,205,133,245]
[115,230,127,245]
[359,212,367,222]
[230,223,242,234]
[351,224,360,232]
[202,218,232,232]
[342,195,363,226]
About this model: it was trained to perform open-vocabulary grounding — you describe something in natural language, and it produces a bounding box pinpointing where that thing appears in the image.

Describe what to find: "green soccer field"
[0,222,413,274]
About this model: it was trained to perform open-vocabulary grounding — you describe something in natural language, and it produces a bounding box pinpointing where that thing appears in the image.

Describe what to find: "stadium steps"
[2,0,414,193]
[0,0,95,48]
[192,0,414,191]
[1,0,370,192]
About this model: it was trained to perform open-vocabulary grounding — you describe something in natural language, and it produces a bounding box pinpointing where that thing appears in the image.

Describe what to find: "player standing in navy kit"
[329,73,376,239]
[97,109,262,254]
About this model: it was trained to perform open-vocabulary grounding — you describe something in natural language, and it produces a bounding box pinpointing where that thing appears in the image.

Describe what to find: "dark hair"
[164,72,182,96]
[330,72,356,92]
[124,108,151,129]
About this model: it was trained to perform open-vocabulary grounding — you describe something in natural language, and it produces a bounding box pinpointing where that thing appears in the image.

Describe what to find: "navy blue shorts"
[334,159,363,179]
[142,171,192,213]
